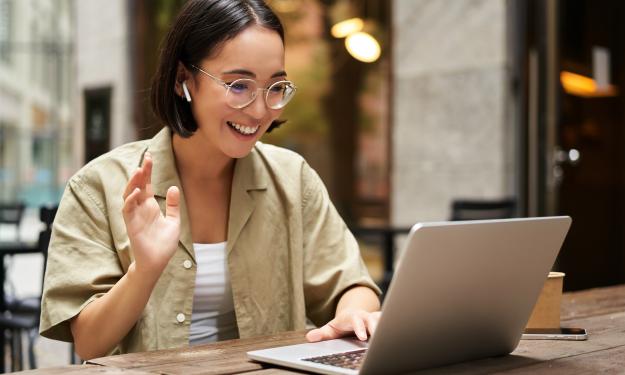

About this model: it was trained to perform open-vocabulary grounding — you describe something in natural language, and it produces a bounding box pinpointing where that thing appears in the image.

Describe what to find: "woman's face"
[186,25,286,159]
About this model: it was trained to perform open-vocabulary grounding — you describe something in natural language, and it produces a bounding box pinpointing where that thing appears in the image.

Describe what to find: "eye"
[269,82,288,94]
[229,80,251,94]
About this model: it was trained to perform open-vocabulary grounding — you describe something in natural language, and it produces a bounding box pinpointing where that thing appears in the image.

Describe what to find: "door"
[555,0,625,291]
[84,87,112,163]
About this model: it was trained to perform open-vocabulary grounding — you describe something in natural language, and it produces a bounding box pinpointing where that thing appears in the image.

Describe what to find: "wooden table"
[23,284,625,374]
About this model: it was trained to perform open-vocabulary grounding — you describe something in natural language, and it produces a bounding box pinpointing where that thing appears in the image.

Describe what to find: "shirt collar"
[145,127,268,197]
[144,127,268,259]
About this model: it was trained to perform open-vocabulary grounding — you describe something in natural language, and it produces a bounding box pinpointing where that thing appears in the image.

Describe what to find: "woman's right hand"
[122,152,181,274]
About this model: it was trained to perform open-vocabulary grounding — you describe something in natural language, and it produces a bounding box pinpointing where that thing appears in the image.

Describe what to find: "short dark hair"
[151,0,287,137]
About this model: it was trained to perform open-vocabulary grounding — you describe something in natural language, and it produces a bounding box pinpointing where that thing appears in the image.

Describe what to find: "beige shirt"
[40,128,380,355]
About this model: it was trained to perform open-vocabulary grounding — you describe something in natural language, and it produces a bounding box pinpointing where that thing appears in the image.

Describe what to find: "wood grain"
[52,285,625,374]
[561,284,625,321]
[17,364,154,374]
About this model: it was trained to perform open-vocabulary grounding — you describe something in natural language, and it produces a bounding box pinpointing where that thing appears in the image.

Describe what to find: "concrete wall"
[391,0,516,224]
[76,0,134,164]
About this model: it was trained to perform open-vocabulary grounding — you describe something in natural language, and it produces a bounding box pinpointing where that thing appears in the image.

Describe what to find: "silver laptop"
[247,217,572,374]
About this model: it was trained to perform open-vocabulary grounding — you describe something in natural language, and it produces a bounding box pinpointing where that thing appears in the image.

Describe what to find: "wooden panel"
[394,311,625,374]
[561,284,625,320]
[88,331,307,371]
[18,365,153,374]
[82,285,625,374]
[245,370,308,375]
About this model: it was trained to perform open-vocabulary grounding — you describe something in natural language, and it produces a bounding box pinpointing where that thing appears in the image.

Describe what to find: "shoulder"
[67,139,149,200]
[75,140,148,181]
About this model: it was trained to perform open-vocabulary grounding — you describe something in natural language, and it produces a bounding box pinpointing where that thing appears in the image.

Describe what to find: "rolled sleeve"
[40,175,123,342]
[301,164,381,327]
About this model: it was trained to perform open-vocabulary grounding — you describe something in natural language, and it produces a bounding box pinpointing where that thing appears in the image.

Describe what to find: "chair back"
[38,205,58,285]
[0,202,25,240]
[450,199,517,221]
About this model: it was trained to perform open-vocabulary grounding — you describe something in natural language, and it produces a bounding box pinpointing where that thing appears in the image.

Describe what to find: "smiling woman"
[39,0,381,360]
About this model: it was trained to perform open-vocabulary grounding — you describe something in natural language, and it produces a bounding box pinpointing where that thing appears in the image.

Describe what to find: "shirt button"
[176,313,186,323]
[183,260,192,269]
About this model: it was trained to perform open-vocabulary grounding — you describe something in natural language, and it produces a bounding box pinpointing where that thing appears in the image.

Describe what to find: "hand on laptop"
[306,309,381,342]
[307,285,381,342]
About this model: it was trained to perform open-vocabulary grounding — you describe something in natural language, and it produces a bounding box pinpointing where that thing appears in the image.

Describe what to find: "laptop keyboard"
[302,349,367,370]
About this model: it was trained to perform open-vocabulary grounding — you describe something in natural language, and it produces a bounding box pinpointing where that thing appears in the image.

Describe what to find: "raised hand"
[122,152,181,274]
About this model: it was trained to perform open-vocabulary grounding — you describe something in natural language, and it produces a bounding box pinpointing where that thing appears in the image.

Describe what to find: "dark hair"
[151,0,287,137]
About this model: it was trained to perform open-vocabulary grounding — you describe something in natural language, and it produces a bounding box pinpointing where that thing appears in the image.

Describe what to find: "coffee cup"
[526,271,565,329]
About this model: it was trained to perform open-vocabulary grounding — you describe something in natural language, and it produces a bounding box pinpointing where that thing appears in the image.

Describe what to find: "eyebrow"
[222,69,288,78]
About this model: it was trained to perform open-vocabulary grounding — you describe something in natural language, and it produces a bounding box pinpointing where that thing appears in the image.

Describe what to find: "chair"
[0,202,25,241]
[0,205,57,372]
[450,198,517,221]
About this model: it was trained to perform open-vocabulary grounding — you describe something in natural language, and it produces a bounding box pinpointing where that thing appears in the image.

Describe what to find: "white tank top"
[189,242,239,345]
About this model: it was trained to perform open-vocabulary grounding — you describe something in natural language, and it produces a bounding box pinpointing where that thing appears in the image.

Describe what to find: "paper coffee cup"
[526,272,565,329]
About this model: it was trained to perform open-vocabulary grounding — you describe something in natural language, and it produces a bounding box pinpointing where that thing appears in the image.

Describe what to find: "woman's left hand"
[306,309,381,342]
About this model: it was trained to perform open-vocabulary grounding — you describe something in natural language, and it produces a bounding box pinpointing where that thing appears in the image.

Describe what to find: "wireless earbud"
[182,81,192,102]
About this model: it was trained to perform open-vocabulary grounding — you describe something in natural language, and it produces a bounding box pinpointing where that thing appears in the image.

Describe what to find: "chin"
[224,145,256,159]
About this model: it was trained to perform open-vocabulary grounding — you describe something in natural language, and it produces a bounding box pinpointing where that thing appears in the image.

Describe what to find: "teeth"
[228,121,259,135]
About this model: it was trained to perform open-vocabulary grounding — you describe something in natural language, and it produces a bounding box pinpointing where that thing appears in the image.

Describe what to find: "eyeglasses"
[191,64,297,110]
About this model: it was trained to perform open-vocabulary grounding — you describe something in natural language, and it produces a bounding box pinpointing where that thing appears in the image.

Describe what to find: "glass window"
[0,0,12,64]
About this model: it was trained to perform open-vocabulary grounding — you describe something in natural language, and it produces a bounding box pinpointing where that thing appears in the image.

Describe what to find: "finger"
[306,323,343,342]
[351,315,368,341]
[165,186,180,221]
[365,312,381,336]
[142,152,154,196]
[122,187,141,215]
[123,168,143,200]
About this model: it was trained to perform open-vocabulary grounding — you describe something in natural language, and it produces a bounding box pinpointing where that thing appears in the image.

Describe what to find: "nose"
[243,91,269,120]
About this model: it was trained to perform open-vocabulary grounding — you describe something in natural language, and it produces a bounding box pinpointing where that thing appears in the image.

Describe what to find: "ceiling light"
[345,31,380,63]
[331,17,364,38]
[560,71,618,98]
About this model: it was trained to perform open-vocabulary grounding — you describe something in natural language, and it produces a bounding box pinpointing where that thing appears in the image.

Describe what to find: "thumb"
[306,323,340,342]
[165,186,180,221]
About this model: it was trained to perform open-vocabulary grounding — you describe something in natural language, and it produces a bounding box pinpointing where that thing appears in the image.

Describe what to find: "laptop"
[247,216,572,374]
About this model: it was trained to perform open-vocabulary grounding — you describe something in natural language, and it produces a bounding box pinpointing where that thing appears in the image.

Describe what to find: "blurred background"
[0,0,623,370]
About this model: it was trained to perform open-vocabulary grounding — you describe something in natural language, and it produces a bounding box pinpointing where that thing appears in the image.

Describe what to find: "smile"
[227,121,259,136]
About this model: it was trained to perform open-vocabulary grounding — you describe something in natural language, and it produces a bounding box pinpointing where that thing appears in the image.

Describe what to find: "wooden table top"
[25,284,625,374]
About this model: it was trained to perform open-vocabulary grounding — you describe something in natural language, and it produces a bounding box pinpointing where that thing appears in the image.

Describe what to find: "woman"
[40,0,380,359]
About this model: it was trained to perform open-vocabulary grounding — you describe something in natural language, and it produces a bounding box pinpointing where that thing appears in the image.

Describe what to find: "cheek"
[195,100,236,122]
[268,108,284,122]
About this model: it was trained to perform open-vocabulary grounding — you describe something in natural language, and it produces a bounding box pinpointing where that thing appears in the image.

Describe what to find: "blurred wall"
[0,0,74,205]
[391,0,516,224]
[76,0,135,164]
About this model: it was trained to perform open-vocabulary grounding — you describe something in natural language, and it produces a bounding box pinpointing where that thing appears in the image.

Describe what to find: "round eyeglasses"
[191,64,297,110]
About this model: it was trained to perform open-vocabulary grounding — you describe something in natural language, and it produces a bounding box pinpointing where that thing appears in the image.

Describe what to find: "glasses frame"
[190,64,297,109]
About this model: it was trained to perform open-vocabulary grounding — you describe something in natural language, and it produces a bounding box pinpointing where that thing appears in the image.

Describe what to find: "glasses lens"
[226,79,257,109]
[266,81,296,109]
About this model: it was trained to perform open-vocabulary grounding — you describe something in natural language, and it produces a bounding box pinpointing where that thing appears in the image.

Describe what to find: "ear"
[174,62,191,98]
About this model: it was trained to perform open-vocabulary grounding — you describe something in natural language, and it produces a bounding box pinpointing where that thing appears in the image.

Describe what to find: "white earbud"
[182,81,192,102]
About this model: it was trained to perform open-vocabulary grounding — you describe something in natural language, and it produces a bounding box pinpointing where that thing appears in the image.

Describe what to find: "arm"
[70,152,181,359]
[299,162,381,343]
[70,263,160,359]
